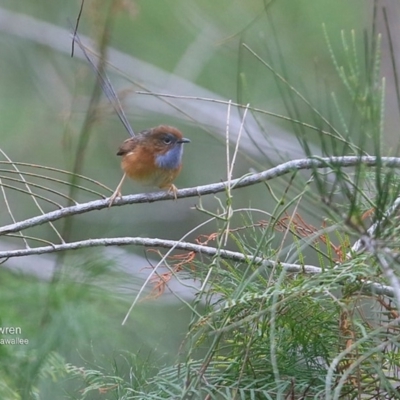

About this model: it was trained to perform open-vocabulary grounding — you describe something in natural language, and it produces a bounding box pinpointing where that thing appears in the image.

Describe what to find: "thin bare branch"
[0,236,317,270]
[0,236,393,299]
[1,156,400,236]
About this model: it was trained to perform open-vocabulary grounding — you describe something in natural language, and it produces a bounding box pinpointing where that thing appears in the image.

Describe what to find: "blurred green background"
[0,0,392,397]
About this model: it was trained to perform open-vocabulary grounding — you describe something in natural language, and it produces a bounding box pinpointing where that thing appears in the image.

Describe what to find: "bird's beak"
[177,138,191,144]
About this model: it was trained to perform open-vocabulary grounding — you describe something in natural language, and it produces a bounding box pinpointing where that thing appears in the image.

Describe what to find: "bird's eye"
[163,136,172,144]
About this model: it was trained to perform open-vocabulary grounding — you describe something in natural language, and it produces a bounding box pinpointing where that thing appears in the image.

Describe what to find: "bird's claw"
[108,190,122,208]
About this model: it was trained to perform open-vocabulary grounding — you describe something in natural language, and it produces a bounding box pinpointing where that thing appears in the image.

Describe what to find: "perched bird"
[109,125,190,205]
[71,34,190,207]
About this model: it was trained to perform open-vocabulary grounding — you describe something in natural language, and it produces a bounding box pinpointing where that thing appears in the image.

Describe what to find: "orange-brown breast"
[120,141,158,184]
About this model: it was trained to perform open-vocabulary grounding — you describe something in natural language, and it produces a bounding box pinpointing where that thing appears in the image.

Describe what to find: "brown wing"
[116,138,139,156]
[116,129,154,156]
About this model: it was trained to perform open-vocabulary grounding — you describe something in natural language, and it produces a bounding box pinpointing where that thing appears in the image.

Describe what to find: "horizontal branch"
[0,236,393,298]
[1,156,400,237]
[0,236,317,270]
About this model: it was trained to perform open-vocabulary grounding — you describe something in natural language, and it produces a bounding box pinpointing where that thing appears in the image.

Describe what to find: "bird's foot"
[108,189,122,208]
[167,184,178,200]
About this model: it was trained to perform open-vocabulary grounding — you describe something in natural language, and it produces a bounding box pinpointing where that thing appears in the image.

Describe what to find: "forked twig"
[0,148,65,244]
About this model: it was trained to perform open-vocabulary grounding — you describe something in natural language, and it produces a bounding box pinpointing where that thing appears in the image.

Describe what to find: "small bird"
[71,34,190,207]
[109,125,190,206]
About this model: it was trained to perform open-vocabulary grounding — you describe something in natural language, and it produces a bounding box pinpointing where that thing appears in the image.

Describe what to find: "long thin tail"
[71,32,135,138]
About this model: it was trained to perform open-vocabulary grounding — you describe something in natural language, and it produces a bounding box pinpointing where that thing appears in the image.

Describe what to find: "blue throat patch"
[155,144,184,170]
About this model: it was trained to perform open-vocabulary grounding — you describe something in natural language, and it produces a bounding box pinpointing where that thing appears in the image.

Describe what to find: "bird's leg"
[108,173,126,208]
[167,183,178,200]
[160,183,178,200]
